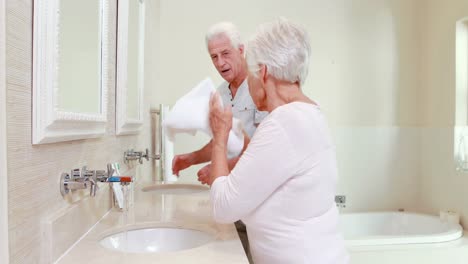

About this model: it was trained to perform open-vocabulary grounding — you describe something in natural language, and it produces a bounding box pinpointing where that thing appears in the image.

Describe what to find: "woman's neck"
[265,81,313,112]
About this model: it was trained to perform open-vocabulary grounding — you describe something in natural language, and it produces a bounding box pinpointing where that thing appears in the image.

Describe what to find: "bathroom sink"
[99,227,214,253]
[141,183,209,195]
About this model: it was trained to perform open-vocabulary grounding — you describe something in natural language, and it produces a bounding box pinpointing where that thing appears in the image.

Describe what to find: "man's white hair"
[246,17,311,86]
[205,22,242,49]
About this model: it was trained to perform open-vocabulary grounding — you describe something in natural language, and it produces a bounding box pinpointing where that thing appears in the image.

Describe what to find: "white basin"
[100,227,214,253]
[141,183,209,195]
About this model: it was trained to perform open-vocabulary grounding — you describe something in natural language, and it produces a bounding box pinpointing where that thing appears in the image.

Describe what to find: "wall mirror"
[32,0,110,144]
[116,0,145,135]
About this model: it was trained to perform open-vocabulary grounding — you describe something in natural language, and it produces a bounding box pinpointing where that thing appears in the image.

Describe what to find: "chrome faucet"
[123,105,166,181]
[124,148,160,164]
[60,164,115,197]
[123,149,142,163]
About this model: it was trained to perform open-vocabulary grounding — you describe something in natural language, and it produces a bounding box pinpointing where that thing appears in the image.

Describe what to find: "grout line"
[53,209,112,264]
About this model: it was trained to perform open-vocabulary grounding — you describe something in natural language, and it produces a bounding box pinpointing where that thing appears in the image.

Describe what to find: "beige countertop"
[57,183,249,264]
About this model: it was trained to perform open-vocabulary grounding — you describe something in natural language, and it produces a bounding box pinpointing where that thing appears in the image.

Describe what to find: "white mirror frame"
[32,0,109,144]
[115,0,145,135]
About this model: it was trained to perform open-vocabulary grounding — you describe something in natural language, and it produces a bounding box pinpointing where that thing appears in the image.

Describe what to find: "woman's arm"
[210,117,298,223]
[208,92,232,185]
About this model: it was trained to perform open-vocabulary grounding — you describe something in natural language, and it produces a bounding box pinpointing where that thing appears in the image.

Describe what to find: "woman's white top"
[210,102,349,264]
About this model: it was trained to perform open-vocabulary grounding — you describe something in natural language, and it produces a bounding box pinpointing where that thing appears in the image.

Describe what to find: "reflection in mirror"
[32,0,109,144]
[116,0,145,135]
[57,0,101,114]
[126,0,142,120]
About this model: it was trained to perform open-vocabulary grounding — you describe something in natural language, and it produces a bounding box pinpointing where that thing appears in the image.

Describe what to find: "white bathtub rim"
[342,211,464,247]
[346,228,463,247]
[347,232,468,252]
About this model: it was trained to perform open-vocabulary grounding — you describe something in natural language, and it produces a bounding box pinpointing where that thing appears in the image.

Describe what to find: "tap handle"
[94,170,107,182]
[71,168,81,180]
[80,166,88,179]
[138,149,149,164]
[107,163,115,177]
[88,171,98,197]
[144,148,150,161]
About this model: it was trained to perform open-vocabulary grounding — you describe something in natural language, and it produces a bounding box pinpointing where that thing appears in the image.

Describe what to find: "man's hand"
[172,153,195,176]
[197,163,211,185]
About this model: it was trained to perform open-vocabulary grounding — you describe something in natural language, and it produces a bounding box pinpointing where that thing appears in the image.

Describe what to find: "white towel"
[161,105,178,182]
[162,78,244,158]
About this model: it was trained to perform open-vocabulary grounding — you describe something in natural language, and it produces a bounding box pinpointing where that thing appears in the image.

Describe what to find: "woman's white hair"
[246,17,311,86]
[205,22,242,49]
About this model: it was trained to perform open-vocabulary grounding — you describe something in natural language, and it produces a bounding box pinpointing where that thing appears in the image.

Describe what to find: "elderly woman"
[207,18,349,264]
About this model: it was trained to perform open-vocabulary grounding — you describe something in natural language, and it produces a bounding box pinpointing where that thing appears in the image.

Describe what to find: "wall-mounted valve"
[124,148,160,164]
[335,195,346,209]
[60,164,115,197]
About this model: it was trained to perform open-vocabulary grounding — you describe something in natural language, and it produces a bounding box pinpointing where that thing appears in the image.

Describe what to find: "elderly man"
[208,18,349,264]
[171,22,267,263]
[172,22,267,177]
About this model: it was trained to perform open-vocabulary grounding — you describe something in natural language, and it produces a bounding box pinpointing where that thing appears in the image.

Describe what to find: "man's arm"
[197,130,251,184]
[172,140,213,176]
[227,130,250,170]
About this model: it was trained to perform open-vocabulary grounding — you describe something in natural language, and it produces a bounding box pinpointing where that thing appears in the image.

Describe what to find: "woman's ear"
[259,64,268,85]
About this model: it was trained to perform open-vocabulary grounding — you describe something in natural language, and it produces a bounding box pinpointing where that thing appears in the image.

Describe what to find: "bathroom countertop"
[57,183,249,264]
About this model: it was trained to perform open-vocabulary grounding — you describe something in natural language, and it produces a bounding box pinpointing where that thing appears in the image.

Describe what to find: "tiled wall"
[5,0,158,263]
[419,0,468,229]
[333,126,421,213]
[420,128,468,229]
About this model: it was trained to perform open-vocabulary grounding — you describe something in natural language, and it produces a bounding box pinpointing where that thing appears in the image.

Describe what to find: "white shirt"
[210,102,349,264]
[217,79,268,138]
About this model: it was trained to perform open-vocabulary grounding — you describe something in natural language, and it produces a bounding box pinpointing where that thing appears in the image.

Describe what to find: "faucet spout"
[88,177,97,197]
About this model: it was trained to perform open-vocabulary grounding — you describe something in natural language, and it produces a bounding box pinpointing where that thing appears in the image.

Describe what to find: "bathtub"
[339,211,464,246]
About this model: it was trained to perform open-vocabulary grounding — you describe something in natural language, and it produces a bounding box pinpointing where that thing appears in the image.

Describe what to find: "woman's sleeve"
[210,118,298,223]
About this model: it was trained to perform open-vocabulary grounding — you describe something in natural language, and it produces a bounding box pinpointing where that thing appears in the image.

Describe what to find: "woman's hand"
[207,92,233,186]
[209,92,232,146]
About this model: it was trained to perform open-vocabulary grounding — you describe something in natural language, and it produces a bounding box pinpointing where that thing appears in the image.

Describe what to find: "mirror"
[57,0,102,114]
[32,0,110,144]
[116,0,145,135]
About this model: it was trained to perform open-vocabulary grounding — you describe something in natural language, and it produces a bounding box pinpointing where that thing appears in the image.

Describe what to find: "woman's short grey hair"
[246,18,311,86]
[205,22,242,49]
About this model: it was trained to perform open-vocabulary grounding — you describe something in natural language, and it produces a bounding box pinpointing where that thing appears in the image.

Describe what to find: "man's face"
[208,34,244,83]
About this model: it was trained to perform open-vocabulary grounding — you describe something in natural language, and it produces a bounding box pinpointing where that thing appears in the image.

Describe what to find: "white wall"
[157,0,421,125]
[156,0,422,211]
[0,0,9,262]
[419,0,468,228]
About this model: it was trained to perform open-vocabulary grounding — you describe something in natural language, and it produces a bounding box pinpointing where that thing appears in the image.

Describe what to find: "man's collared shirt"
[218,79,268,138]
